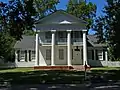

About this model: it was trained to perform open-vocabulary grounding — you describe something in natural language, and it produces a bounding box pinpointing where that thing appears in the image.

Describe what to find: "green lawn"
[0,67,120,85]
[0,67,34,73]
[0,68,85,84]
[91,67,120,70]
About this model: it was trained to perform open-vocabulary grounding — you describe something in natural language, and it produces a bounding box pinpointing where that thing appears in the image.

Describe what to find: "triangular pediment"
[36,10,87,25]
[59,20,72,24]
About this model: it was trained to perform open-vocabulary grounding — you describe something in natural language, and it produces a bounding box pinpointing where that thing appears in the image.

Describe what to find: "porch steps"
[34,65,91,71]
[72,65,90,71]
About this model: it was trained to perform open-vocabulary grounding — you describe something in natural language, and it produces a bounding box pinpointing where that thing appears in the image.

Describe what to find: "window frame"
[31,50,35,61]
[88,50,93,60]
[46,49,51,60]
[20,50,26,61]
[45,32,51,39]
[59,49,64,60]
[97,50,103,60]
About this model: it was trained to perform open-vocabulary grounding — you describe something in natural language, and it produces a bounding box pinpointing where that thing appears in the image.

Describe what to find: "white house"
[14,10,108,69]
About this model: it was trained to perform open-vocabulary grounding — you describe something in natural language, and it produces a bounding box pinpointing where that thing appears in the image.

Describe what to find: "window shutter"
[17,50,20,62]
[25,50,27,62]
[103,50,105,60]
[29,50,31,61]
[81,49,83,60]
[72,49,73,60]
[96,50,98,60]
[92,50,94,60]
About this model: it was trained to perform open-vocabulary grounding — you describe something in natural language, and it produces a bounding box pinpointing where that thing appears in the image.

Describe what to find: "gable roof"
[36,10,87,24]
[87,35,107,47]
[14,35,35,50]
[35,10,87,31]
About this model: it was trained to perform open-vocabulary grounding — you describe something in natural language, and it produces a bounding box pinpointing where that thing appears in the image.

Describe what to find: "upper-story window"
[45,32,51,39]
[59,32,67,38]
[74,31,81,38]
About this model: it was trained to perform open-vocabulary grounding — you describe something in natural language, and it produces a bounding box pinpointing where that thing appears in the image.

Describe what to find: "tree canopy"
[93,0,120,60]
[0,0,59,61]
[67,0,97,29]
[0,0,37,40]
[34,0,59,18]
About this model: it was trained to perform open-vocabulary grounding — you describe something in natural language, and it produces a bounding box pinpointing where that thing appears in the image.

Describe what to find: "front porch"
[35,29,88,67]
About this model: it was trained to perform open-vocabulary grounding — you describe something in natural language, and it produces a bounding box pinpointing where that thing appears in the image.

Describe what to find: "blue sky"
[0,0,107,17]
[0,0,107,34]
[56,0,107,16]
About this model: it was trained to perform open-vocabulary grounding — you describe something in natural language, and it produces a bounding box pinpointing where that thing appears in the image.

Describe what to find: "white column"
[35,33,39,66]
[27,50,29,62]
[94,49,96,60]
[15,50,18,62]
[67,30,72,66]
[51,30,56,66]
[105,50,108,66]
[83,30,88,65]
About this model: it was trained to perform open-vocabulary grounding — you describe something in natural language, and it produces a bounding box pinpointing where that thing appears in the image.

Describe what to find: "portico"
[35,29,88,66]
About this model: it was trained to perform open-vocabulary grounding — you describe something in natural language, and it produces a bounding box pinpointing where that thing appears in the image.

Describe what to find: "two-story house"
[14,10,108,69]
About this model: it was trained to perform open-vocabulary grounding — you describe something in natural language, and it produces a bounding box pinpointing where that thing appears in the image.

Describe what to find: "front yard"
[0,67,120,85]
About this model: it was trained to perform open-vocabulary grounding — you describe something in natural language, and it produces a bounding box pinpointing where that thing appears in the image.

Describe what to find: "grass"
[91,67,120,70]
[0,67,120,85]
[0,67,34,73]
[0,68,85,84]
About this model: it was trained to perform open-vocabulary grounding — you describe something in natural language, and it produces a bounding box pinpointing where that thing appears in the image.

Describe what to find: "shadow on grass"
[0,70,85,85]
[1,69,120,85]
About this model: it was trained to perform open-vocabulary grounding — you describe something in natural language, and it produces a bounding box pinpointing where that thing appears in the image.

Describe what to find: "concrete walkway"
[1,81,120,90]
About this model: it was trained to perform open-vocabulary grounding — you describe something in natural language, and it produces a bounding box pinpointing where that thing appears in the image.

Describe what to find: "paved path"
[1,82,120,90]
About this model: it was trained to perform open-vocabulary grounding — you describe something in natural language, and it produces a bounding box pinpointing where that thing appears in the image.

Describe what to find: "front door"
[72,47,83,65]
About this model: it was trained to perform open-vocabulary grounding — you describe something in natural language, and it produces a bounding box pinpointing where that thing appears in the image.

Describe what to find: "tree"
[0,0,37,40]
[0,32,15,62]
[67,0,97,29]
[34,0,59,18]
[93,16,106,43]
[0,0,37,61]
[93,0,120,61]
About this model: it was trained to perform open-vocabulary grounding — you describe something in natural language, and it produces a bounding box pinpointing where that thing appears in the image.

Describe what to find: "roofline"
[35,10,88,24]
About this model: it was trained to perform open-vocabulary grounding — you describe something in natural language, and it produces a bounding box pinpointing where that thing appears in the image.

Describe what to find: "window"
[20,50,27,61]
[98,50,103,60]
[31,51,35,60]
[74,31,81,38]
[88,50,92,60]
[59,49,64,60]
[46,49,51,60]
[45,32,51,39]
[59,32,66,38]
[20,50,25,60]
[59,32,64,38]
